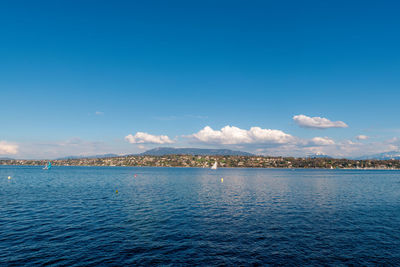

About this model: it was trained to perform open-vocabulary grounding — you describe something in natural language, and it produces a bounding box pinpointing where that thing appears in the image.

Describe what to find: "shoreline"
[2,155,400,169]
[1,164,400,171]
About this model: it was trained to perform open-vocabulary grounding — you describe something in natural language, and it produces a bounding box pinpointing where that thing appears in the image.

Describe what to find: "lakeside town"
[1,155,400,169]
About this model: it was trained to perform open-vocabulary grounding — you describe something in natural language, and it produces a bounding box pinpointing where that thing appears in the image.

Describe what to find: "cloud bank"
[293,114,348,129]
[191,125,294,145]
[310,137,335,146]
[356,135,369,140]
[125,132,174,144]
[0,141,18,155]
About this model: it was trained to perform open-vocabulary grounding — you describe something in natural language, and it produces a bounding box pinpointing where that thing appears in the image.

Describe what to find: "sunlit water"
[1,166,400,265]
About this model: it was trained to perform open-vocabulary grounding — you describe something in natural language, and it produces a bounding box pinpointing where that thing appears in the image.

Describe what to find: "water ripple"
[1,166,400,265]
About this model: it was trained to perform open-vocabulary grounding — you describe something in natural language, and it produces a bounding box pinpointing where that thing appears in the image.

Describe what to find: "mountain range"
[7,148,400,160]
[54,148,254,159]
[306,154,332,159]
[138,147,255,156]
[355,151,400,160]
[56,154,120,160]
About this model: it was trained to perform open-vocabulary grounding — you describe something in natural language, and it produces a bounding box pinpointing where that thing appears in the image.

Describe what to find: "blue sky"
[1,0,400,158]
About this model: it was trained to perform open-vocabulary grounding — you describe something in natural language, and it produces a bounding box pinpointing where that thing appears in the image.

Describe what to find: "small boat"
[43,161,52,170]
[211,162,218,170]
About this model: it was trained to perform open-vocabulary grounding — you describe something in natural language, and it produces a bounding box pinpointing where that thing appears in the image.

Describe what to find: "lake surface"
[1,166,400,266]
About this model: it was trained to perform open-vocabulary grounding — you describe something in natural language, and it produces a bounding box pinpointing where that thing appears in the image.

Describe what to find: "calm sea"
[1,166,400,265]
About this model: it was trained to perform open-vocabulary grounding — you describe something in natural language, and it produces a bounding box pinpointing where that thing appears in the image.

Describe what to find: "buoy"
[116,190,118,194]
[8,176,11,180]
[221,178,223,183]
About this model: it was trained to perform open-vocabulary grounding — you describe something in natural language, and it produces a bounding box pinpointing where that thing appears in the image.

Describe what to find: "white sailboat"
[43,161,51,170]
[211,162,218,170]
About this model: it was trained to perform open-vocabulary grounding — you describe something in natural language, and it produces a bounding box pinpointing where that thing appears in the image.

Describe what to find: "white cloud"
[95,111,104,115]
[344,140,358,145]
[191,125,294,145]
[125,132,174,144]
[0,141,19,155]
[293,114,348,129]
[310,137,335,146]
[356,135,369,140]
[291,137,400,158]
[385,137,399,143]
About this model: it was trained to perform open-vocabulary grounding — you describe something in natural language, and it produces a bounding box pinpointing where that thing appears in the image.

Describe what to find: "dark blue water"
[1,166,400,266]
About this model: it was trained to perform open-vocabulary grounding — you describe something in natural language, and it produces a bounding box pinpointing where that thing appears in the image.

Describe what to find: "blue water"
[1,166,400,266]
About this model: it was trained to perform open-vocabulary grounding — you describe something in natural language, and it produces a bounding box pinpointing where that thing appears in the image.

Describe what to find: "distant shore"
[1,155,400,169]
[1,165,399,171]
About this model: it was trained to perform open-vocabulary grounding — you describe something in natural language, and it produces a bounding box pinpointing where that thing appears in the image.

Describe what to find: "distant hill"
[56,154,120,160]
[54,148,254,160]
[356,151,400,160]
[306,153,332,159]
[139,147,255,156]
[0,157,14,160]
